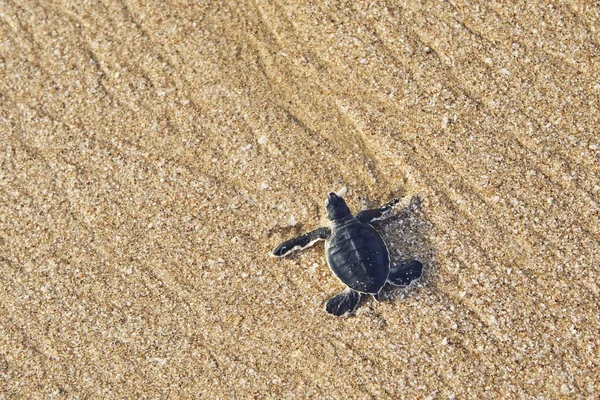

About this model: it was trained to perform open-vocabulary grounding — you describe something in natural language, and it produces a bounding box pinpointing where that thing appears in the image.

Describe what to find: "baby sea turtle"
[272,192,423,316]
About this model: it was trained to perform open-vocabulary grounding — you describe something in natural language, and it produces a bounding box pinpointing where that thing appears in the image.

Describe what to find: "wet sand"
[1,1,599,398]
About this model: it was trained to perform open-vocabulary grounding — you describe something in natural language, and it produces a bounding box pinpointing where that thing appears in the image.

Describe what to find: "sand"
[1,0,599,398]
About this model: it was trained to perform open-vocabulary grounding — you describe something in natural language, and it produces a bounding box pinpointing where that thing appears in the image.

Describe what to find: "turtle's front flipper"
[325,289,362,316]
[272,227,331,257]
[356,198,400,224]
[387,260,423,286]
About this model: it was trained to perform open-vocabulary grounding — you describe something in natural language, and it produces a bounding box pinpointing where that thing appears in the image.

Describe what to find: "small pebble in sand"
[290,215,297,226]
[261,182,270,189]
[151,358,166,366]
[442,115,450,128]
[258,136,268,145]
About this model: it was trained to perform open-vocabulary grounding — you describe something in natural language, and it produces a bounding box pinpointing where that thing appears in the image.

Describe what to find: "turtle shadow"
[365,194,438,305]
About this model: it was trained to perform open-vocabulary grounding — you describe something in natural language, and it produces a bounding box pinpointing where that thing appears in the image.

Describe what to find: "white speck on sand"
[442,115,449,128]
[151,358,167,366]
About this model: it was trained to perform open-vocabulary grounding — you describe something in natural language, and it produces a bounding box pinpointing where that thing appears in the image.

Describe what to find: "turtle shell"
[326,219,390,294]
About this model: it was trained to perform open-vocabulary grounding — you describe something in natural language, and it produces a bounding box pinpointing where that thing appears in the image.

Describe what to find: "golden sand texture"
[1,0,599,398]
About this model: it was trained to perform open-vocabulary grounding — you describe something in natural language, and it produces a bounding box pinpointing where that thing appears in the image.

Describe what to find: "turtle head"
[325,192,351,221]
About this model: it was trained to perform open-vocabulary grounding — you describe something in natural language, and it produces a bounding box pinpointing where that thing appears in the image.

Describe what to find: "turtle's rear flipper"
[387,260,423,286]
[325,289,361,316]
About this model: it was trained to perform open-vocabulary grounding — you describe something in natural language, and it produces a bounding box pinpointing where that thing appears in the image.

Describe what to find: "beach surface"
[1,1,599,398]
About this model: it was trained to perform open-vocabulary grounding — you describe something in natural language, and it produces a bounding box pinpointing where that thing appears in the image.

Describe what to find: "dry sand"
[1,1,599,398]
